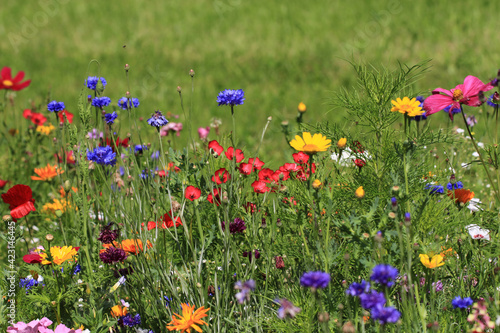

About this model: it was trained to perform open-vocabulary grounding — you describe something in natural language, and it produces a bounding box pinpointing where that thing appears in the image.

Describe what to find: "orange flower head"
[447,189,474,204]
[115,239,152,255]
[419,253,444,269]
[167,303,210,333]
[31,163,64,181]
[40,246,78,265]
[111,305,128,318]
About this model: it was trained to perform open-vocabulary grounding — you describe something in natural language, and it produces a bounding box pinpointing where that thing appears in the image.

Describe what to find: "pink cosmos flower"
[198,126,210,140]
[160,122,183,137]
[424,75,493,119]
[7,318,53,333]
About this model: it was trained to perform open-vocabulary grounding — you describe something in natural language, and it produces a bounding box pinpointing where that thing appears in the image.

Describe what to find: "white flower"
[466,224,490,241]
[467,198,482,212]
[472,152,479,157]
[77,279,83,284]
[478,142,485,148]
[330,147,371,167]
[121,299,130,308]
[456,128,465,134]
[461,162,470,169]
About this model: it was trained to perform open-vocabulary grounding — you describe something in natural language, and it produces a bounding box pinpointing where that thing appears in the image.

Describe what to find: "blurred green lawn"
[1,0,499,161]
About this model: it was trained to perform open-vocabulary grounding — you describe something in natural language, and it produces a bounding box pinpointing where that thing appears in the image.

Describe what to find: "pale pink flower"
[424,76,493,118]
[160,122,183,137]
[198,126,210,140]
[7,318,52,333]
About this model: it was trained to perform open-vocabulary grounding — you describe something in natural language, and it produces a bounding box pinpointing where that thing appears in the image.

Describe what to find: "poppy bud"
[124,64,130,70]
[177,86,182,93]
[189,69,195,77]
[126,91,131,98]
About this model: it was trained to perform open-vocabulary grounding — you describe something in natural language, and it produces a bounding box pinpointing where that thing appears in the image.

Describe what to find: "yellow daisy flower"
[40,246,78,265]
[167,303,210,332]
[289,132,331,155]
[391,97,424,117]
[36,123,55,135]
[419,254,444,269]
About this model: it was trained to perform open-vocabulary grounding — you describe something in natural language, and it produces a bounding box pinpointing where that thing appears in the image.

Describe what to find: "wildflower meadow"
[1,59,500,333]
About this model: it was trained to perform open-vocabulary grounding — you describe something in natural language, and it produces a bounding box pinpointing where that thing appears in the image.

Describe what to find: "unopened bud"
[124,64,130,70]
[46,234,54,242]
[196,282,202,288]
[63,180,71,192]
[177,86,182,93]
[126,91,131,98]
[337,138,347,149]
[391,197,397,210]
[404,212,411,226]
[388,212,396,219]
[374,231,383,243]
[298,102,306,113]
[3,215,12,222]
[318,312,330,323]
[55,210,63,218]
[342,321,356,333]
[189,69,195,77]
[493,92,500,102]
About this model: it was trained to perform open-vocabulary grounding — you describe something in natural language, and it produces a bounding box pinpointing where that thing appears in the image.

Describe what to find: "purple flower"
[99,247,128,264]
[370,264,398,287]
[121,313,141,327]
[91,96,111,108]
[359,290,386,310]
[425,184,444,194]
[147,110,169,128]
[370,305,401,324]
[234,279,255,304]
[276,298,301,319]
[217,89,245,106]
[117,97,140,110]
[300,271,330,289]
[88,128,103,139]
[452,296,473,309]
[87,145,116,166]
[47,100,65,112]
[104,111,118,125]
[346,280,370,297]
[446,181,463,190]
[466,115,477,127]
[86,76,107,90]
[432,280,443,292]
[221,218,247,234]
[97,223,119,244]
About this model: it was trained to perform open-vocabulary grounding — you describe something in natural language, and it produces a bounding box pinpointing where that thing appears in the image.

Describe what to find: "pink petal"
[462,75,493,96]
[423,94,453,115]
[54,324,72,333]
[431,88,452,97]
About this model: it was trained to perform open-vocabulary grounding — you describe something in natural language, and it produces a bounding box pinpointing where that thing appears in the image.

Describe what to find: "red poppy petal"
[2,184,33,208]
[23,254,42,264]
[11,201,36,219]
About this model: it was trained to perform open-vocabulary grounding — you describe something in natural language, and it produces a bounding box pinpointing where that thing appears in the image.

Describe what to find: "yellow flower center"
[453,89,464,101]
[3,80,13,87]
[302,144,319,153]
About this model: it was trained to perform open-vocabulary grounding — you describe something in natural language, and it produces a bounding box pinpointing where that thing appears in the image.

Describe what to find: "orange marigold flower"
[31,163,64,181]
[447,189,474,204]
[108,239,153,255]
[40,246,79,265]
[111,305,128,318]
[167,303,210,333]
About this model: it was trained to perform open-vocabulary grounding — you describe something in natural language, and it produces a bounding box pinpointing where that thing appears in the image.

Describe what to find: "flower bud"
[126,91,131,98]
[63,180,72,193]
[124,64,130,70]
[493,91,500,102]
[177,86,182,93]
[342,321,356,333]
[337,138,347,149]
[318,312,330,323]
[355,186,365,198]
[312,179,322,189]
[55,210,63,218]
[46,234,54,242]
[189,69,195,77]
[3,215,12,223]
[298,102,306,113]
[404,212,411,226]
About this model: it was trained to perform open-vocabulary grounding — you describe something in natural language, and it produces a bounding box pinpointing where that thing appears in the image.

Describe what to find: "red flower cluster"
[23,109,47,126]
[144,210,182,230]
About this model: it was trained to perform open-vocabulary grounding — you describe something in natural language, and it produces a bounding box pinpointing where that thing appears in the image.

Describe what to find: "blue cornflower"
[147,110,169,128]
[234,279,255,304]
[85,76,107,90]
[164,296,171,307]
[300,271,330,289]
[73,264,81,275]
[47,100,65,112]
[447,181,464,190]
[411,96,427,121]
[151,151,160,159]
[359,290,386,310]
[443,105,461,115]
[141,169,154,179]
[346,280,370,297]
[135,144,148,154]
[119,166,125,176]
[19,278,38,293]
[370,264,398,287]
[425,184,444,194]
[487,94,498,107]
[217,89,245,106]
[87,146,116,166]
[122,313,141,327]
[371,305,401,325]
[92,96,111,108]
[104,111,118,125]
[452,296,473,309]
[117,97,140,110]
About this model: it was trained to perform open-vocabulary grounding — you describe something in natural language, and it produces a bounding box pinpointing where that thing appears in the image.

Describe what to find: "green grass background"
[1,0,499,161]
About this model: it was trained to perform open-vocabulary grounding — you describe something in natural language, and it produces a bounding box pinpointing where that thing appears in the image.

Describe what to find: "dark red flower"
[0,179,8,189]
[100,137,129,151]
[292,152,309,164]
[225,147,245,163]
[208,140,224,156]
[275,256,285,269]
[353,159,366,169]
[23,254,42,264]
[1,184,36,219]
[212,168,230,184]
[0,67,31,91]
[251,180,270,193]
[273,170,290,182]
[248,157,265,171]
[58,110,74,124]
[352,141,365,153]
[238,163,253,175]
[185,185,201,201]
[207,188,222,206]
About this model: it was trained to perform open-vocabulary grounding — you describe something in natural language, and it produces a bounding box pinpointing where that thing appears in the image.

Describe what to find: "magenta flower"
[198,126,210,140]
[424,76,493,119]
[7,318,52,333]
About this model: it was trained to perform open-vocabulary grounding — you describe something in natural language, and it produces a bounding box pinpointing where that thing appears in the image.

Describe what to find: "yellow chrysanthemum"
[40,246,78,265]
[167,303,210,332]
[31,163,64,181]
[391,97,424,117]
[36,123,55,135]
[289,132,331,155]
[419,254,444,269]
[43,198,72,215]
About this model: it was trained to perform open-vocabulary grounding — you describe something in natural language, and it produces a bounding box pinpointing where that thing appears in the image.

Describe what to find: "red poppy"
[258,168,275,183]
[58,110,74,124]
[212,168,230,184]
[273,170,290,181]
[0,179,8,189]
[0,67,31,91]
[100,137,130,151]
[207,188,222,206]
[23,109,47,126]
[161,211,183,228]
[158,170,167,178]
[353,159,366,169]
[225,147,244,163]
[185,185,201,201]
[23,109,32,119]
[248,157,265,171]
[292,152,309,164]
[208,140,224,156]
[251,180,270,193]
[279,163,302,173]
[238,163,253,175]
[1,184,36,219]
[55,150,76,165]
[23,254,42,264]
